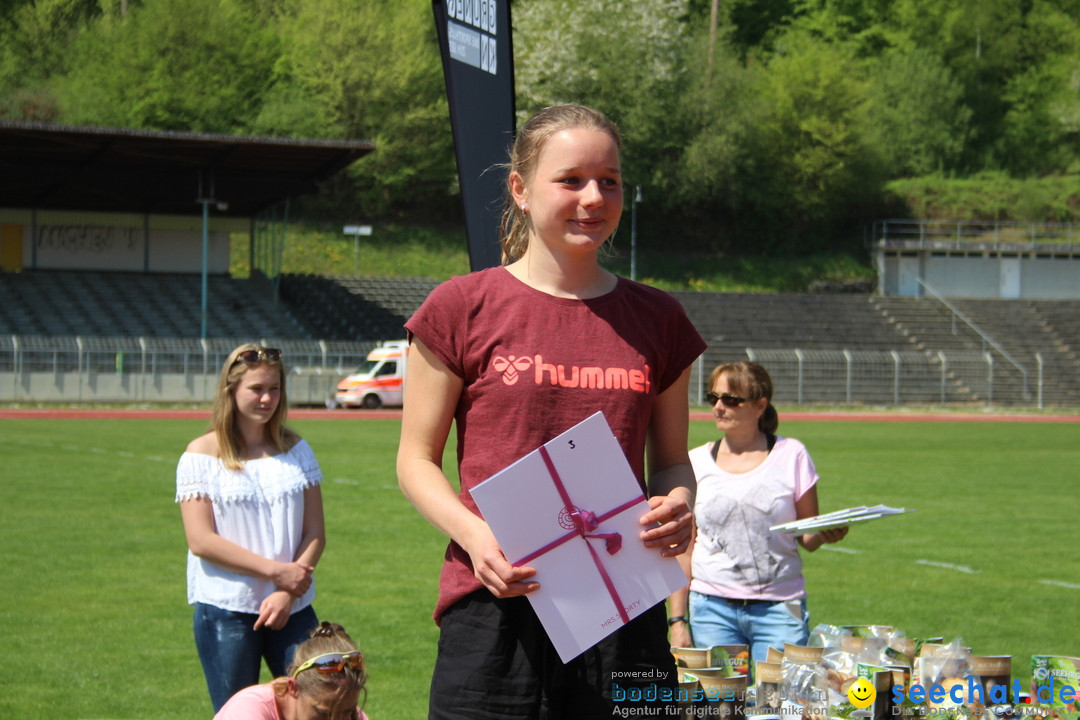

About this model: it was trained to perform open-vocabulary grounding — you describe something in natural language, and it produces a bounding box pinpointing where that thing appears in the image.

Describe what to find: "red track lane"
[1,408,1078,422]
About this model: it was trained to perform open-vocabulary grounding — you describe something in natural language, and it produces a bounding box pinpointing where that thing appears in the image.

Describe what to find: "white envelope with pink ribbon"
[471,411,689,663]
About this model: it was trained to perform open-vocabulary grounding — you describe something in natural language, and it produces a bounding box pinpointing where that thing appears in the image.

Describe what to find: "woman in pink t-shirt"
[214,622,370,720]
[668,362,848,662]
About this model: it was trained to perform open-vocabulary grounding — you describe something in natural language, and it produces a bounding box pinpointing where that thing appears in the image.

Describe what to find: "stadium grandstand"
[1,123,1078,408]
[2,267,1079,408]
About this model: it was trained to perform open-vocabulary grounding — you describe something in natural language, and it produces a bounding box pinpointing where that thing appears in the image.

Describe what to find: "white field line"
[820,545,861,554]
[2,436,173,463]
[914,559,978,574]
[1038,579,1080,590]
[331,478,361,486]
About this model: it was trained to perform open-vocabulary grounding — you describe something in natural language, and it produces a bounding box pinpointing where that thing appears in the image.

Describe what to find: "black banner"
[432,0,516,271]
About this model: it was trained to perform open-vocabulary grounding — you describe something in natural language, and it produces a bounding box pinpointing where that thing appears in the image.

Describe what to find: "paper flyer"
[770,505,915,534]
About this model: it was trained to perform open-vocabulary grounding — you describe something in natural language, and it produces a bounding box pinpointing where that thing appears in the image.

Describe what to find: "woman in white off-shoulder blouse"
[176,344,326,713]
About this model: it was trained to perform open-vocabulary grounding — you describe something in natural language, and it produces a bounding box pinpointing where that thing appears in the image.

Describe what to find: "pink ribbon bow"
[514,446,635,625]
[570,509,623,555]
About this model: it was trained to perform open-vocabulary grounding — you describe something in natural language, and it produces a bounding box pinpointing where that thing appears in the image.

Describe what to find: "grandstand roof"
[0,121,375,218]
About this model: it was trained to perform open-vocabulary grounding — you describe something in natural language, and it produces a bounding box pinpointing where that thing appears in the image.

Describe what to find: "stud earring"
[521,204,528,212]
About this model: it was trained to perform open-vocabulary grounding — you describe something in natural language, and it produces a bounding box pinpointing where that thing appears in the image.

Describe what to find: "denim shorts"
[688,591,809,664]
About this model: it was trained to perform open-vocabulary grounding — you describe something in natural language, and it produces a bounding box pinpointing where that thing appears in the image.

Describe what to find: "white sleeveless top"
[176,439,322,613]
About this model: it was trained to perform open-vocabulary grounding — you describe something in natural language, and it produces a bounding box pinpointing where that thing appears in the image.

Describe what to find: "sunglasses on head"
[235,348,282,364]
[706,391,747,408]
[291,651,364,678]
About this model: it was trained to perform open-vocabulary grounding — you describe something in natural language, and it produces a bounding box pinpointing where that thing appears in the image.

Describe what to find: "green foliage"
[758,32,878,219]
[54,0,279,132]
[888,0,1080,175]
[861,47,971,176]
[675,27,886,253]
[513,0,694,193]
[675,39,767,211]
[231,221,471,279]
[886,172,1080,222]
[0,0,99,119]
[2,0,1080,255]
[722,0,796,55]
[255,0,457,217]
[603,246,876,292]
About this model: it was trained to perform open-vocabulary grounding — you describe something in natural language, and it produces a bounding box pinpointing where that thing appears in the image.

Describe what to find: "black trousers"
[429,590,677,720]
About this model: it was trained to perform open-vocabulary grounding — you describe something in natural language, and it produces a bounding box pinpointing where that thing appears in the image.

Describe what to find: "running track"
[1,408,1077,422]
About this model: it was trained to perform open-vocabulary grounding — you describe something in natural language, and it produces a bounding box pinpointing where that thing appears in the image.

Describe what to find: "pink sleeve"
[212,685,277,720]
[792,442,820,501]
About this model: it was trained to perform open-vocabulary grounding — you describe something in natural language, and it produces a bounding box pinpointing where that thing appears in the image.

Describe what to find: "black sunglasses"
[235,348,282,364]
[706,391,747,408]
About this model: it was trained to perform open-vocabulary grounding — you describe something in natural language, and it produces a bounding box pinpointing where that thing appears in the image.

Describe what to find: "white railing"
[868,219,1080,251]
[916,279,1030,401]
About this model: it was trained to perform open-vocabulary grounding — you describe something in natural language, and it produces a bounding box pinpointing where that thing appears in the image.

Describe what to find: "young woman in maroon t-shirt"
[397,104,706,720]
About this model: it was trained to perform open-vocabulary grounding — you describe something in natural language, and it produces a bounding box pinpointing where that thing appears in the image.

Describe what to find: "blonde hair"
[709,361,780,436]
[210,343,293,470]
[499,103,623,264]
[285,622,367,706]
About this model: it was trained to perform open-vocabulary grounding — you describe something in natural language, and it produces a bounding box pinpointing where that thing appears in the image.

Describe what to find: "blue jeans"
[688,591,808,664]
[193,602,319,712]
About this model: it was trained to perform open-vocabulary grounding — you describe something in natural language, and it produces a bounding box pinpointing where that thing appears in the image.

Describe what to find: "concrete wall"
[875,249,1080,299]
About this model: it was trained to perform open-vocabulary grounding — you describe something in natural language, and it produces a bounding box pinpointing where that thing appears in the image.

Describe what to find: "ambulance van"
[334,340,408,409]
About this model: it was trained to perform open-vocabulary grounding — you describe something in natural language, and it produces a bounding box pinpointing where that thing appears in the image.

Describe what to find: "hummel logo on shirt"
[492,354,651,392]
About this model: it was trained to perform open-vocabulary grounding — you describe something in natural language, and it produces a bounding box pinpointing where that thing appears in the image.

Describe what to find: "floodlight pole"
[200,199,209,339]
[197,170,216,340]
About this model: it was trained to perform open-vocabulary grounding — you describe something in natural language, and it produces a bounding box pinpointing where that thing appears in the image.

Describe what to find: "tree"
[53,0,278,133]
[993,2,1080,174]
[512,0,694,195]
[0,0,100,120]
[860,47,971,176]
[255,0,456,217]
[889,0,1080,174]
[754,31,881,242]
[675,27,884,252]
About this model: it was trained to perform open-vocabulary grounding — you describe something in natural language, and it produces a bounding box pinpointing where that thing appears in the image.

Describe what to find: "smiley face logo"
[848,677,876,709]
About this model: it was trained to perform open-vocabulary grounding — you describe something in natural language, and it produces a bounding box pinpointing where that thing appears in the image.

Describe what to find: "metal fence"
[0,335,375,406]
[867,218,1080,251]
[2,335,1060,408]
[692,348,1052,408]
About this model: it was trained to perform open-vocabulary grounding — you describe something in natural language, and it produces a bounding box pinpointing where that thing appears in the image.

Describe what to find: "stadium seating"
[1,270,1077,406]
[0,270,307,339]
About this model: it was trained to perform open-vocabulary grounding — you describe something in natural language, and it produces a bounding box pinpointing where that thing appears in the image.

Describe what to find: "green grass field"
[1,415,1076,718]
